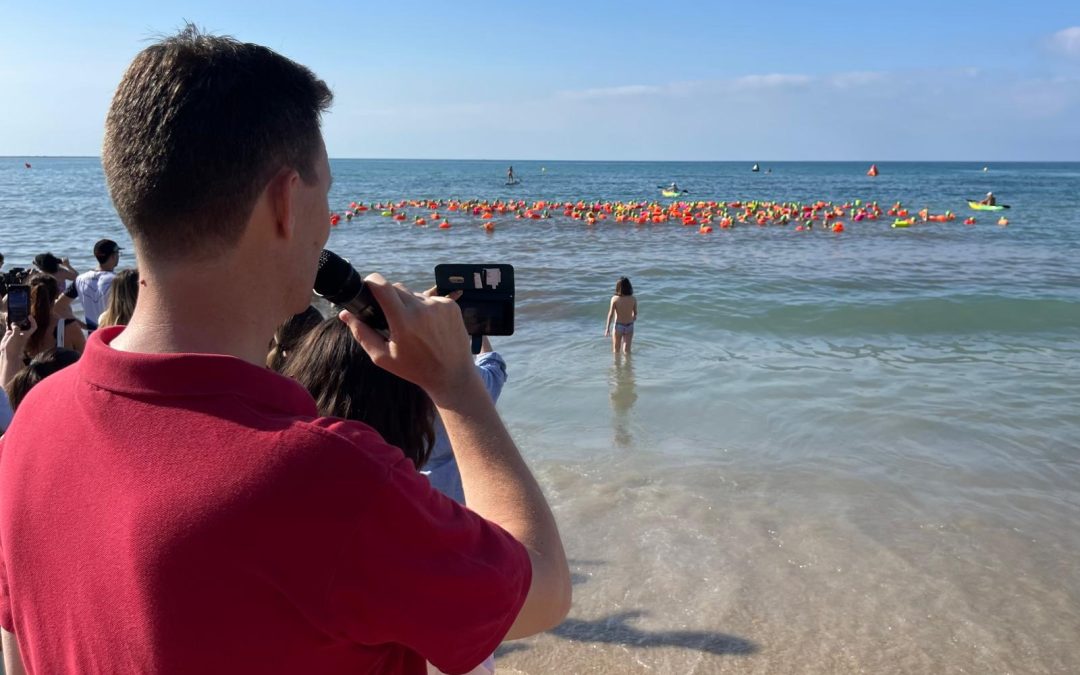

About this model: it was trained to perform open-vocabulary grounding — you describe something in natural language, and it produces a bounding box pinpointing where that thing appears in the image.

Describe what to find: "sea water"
[2,158,1079,673]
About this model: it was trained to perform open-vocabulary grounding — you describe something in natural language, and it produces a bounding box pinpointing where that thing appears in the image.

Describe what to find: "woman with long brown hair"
[280,318,435,469]
[25,274,85,358]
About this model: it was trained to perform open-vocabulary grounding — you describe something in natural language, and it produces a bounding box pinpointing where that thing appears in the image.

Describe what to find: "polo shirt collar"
[80,327,318,417]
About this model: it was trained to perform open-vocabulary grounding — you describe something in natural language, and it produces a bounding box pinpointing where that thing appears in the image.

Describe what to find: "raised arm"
[1,317,37,388]
[341,276,571,639]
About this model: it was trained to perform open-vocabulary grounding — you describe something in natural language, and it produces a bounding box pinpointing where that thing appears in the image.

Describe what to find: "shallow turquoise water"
[2,158,1079,672]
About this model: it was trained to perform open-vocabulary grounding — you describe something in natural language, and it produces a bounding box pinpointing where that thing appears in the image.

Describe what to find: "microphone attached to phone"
[313,250,389,336]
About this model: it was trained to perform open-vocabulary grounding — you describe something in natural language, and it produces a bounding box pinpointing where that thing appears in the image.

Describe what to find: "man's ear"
[271,168,302,241]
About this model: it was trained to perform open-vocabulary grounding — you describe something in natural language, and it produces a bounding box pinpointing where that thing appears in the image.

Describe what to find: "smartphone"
[435,264,514,336]
[6,284,30,329]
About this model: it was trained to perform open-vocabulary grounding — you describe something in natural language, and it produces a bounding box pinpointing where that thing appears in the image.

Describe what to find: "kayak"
[968,201,1006,211]
[661,190,682,197]
[892,218,915,228]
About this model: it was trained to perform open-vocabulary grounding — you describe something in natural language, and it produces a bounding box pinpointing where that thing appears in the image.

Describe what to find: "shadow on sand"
[497,609,757,658]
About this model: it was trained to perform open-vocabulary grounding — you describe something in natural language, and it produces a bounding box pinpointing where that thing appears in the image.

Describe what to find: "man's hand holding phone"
[339,274,479,406]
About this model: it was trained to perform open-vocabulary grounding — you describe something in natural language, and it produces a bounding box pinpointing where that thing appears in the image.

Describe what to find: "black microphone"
[314,250,389,335]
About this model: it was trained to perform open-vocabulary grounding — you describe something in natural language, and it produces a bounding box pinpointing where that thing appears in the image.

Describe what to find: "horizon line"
[4,156,1079,163]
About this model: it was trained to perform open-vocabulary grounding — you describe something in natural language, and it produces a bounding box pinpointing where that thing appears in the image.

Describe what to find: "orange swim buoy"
[439,219,451,229]
[997,217,1008,226]
[483,222,495,232]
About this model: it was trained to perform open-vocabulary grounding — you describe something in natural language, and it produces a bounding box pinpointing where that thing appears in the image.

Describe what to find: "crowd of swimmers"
[331,197,1004,233]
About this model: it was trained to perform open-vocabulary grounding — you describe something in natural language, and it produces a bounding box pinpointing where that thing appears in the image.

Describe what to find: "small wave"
[720,296,1080,336]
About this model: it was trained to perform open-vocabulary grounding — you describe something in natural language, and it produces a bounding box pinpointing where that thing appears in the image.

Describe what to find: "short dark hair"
[33,253,61,274]
[93,239,121,265]
[102,24,333,262]
[282,319,435,469]
[615,277,633,296]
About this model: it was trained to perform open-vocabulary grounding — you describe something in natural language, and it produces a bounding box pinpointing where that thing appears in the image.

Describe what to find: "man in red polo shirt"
[0,26,570,674]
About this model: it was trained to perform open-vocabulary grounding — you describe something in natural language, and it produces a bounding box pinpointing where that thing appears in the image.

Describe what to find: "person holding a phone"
[0,26,569,675]
[0,316,37,433]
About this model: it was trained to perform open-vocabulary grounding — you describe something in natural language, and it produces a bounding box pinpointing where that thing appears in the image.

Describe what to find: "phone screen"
[6,285,30,328]
[434,265,515,336]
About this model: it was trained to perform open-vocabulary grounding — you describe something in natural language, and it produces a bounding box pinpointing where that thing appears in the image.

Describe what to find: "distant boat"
[982,166,989,172]
[751,164,760,172]
[867,164,879,177]
[24,162,31,169]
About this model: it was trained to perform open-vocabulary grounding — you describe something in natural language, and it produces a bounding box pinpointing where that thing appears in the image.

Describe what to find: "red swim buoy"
[867,164,879,177]
[964,217,976,225]
[439,219,451,229]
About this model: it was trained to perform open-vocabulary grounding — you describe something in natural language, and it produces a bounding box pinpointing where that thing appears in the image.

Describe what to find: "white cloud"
[1047,26,1080,58]
[826,71,886,89]
[557,72,871,101]
[730,73,813,89]
[558,84,662,100]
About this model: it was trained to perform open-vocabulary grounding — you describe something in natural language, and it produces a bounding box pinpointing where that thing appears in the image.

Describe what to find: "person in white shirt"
[74,239,122,331]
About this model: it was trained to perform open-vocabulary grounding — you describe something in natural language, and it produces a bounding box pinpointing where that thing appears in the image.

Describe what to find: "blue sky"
[1,1,1078,160]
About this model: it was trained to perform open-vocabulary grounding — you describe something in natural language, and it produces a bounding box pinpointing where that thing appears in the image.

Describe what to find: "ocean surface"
[2,158,1079,673]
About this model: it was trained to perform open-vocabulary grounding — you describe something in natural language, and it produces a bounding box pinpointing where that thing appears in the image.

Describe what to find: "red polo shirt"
[0,327,530,674]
